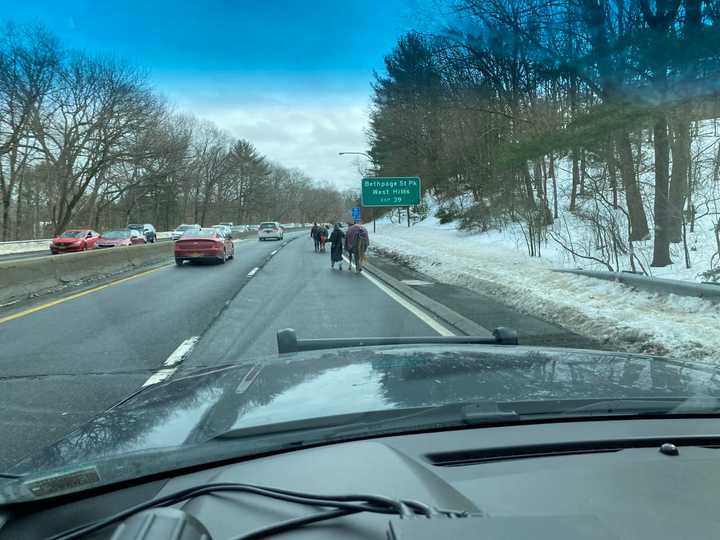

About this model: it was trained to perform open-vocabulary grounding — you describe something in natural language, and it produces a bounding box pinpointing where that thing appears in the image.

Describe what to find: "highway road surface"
[0,229,599,469]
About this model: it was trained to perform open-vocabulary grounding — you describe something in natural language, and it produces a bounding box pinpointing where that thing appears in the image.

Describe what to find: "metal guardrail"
[554,269,720,303]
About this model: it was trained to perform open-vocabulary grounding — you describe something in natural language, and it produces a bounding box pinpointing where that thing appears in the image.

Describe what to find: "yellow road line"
[0,264,171,326]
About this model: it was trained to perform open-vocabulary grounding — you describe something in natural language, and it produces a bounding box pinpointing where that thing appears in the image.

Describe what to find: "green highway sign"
[361,177,421,207]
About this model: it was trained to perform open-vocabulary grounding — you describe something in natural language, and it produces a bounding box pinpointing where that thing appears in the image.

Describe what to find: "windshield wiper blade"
[561,397,720,416]
[276,327,518,354]
[211,401,519,444]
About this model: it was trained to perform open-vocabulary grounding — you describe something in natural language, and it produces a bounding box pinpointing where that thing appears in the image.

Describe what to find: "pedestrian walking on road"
[318,224,329,252]
[329,223,345,270]
[310,222,320,253]
[345,222,369,273]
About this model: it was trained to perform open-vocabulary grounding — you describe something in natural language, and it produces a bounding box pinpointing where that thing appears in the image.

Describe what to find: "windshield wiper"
[211,401,519,445]
[276,327,518,354]
[560,397,720,416]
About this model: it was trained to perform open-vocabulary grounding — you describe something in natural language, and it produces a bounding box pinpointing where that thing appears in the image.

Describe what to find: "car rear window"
[260,223,276,228]
[60,230,87,238]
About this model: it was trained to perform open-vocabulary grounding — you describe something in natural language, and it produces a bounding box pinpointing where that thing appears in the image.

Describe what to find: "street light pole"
[338,151,375,231]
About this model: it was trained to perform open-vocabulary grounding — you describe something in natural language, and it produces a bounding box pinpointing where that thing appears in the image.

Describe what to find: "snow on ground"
[371,215,720,364]
[0,240,50,255]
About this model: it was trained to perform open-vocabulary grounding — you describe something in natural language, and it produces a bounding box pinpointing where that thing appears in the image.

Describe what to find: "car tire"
[219,250,227,264]
[175,258,183,266]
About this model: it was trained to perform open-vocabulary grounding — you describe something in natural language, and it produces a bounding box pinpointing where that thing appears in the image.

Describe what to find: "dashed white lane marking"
[247,267,260,277]
[270,249,279,256]
[401,279,433,286]
[142,336,198,387]
[342,257,454,337]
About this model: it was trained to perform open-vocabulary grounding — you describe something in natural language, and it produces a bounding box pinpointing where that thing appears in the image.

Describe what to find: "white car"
[171,224,201,241]
[257,221,284,241]
[212,224,233,237]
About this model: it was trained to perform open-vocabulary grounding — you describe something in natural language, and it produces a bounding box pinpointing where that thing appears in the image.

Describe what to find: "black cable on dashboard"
[229,508,361,540]
[49,482,437,540]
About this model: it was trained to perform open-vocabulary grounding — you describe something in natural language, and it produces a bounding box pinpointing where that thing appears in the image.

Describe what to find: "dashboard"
[2,418,720,539]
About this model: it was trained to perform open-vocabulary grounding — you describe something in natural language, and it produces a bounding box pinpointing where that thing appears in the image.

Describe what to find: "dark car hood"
[8,345,720,476]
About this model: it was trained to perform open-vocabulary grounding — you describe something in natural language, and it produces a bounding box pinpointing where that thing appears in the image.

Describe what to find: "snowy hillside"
[367,124,720,363]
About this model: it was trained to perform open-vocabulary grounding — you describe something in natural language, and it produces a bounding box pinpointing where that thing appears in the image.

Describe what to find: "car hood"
[7,344,720,478]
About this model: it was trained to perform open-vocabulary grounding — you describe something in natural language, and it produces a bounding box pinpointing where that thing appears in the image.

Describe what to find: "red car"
[174,227,235,265]
[49,228,100,254]
[96,229,147,248]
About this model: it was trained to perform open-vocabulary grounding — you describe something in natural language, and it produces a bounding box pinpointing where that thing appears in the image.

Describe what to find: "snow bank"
[371,220,720,364]
[0,240,49,255]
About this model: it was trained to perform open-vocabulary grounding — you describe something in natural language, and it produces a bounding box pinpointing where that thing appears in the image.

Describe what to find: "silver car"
[257,221,283,241]
[171,223,201,241]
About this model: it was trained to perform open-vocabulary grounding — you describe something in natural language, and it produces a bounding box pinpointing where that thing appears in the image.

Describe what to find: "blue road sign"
[351,207,361,220]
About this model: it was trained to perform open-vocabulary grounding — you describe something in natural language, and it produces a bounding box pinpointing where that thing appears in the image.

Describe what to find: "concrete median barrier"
[0,242,173,306]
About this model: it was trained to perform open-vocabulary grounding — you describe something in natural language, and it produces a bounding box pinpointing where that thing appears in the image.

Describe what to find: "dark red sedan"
[174,228,235,266]
[49,229,100,254]
[96,229,147,248]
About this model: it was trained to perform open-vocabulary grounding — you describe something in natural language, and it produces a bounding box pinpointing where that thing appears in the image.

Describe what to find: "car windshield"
[59,231,86,238]
[100,230,130,239]
[3,0,720,505]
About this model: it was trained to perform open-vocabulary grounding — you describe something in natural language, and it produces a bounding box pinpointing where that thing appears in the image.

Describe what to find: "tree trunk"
[1,194,10,241]
[534,161,543,199]
[607,138,618,208]
[549,155,558,218]
[651,116,672,267]
[668,116,690,243]
[14,172,24,240]
[570,150,579,211]
[579,149,586,196]
[616,131,650,241]
[523,167,535,208]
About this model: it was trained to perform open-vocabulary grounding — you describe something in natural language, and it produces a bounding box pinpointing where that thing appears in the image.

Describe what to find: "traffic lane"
[0,235,301,376]
[180,234,443,372]
[0,235,298,469]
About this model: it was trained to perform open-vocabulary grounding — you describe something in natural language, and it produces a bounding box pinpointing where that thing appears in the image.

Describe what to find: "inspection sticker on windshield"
[24,466,100,498]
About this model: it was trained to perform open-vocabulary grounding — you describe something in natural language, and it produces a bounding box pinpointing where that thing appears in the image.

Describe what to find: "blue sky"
[4,0,431,188]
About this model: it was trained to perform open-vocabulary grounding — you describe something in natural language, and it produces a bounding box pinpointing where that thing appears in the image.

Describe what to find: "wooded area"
[0,24,345,240]
[368,0,720,268]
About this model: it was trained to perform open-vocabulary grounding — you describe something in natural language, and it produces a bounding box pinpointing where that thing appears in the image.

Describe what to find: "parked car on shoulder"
[96,229,147,248]
[49,229,100,254]
[174,227,235,265]
[257,221,283,241]
[128,223,157,243]
[171,223,201,241]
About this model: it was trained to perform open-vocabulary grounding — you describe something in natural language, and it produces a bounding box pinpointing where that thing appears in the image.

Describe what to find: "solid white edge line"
[142,368,175,387]
[247,267,259,277]
[342,257,455,337]
[163,336,199,367]
[142,336,199,387]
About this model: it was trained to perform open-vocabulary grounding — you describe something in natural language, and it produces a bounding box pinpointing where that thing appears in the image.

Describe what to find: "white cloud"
[159,76,373,191]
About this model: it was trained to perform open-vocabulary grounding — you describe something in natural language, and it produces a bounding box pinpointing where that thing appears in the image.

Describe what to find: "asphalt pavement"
[0,234,297,469]
[0,229,598,470]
